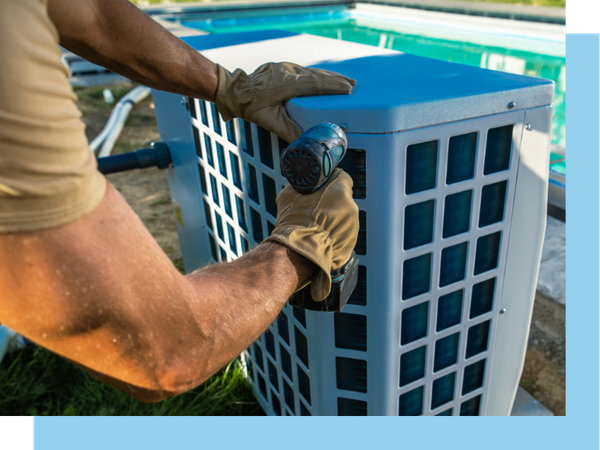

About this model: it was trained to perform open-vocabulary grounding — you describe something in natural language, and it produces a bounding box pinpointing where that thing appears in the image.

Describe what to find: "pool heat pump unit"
[152,30,554,416]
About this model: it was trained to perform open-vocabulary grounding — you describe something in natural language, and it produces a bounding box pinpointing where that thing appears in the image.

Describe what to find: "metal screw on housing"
[500,308,507,315]
[525,124,532,131]
[508,102,516,109]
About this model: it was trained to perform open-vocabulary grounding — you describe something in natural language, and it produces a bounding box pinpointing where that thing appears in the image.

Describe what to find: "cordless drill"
[281,123,359,312]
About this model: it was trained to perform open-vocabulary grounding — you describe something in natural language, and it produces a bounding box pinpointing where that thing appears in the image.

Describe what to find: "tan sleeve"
[0,0,106,233]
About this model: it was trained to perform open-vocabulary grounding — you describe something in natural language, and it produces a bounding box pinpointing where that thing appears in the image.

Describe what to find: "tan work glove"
[215,63,356,144]
[264,169,359,301]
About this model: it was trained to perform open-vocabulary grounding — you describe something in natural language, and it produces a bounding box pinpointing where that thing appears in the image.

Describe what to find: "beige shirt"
[0,0,106,232]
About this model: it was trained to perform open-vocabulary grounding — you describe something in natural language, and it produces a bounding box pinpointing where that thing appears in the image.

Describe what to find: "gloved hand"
[215,62,356,144]
[264,169,359,301]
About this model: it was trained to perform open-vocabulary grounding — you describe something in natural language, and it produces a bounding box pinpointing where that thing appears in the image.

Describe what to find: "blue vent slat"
[298,366,311,405]
[399,386,424,416]
[258,126,274,169]
[268,360,279,392]
[440,242,468,287]
[193,125,202,159]
[203,200,212,230]
[402,253,432,300]
[432,372,456,409]
[258,374,267,400]
[293,306,306,328]
[336,357,367,393]
[277,313,290,345]
[280,344,292,380]
[400,345,426,386]
[484,125,513,175]
[338,398,368,416]
[443,190,472,238]
[462,359,486,395]
[210,103,222,135]
[204,134,214,168]
[474,232,501,275]
[210,174,219,206]
[253,343,264,372]
[240,119,254,156]
[334,313,367,352]
[271,391,281,415]
[222,184,232,219]
[250,207,263,244]
[199,100,208,126]
[466,320,491,358]
[406,140,438,195]
[404,200,435,250]
[436,290,463,331]
[198,164,208,195]
[401,301,429,345]
[262,173,277,217]
[284,379,295,414]
[265,329,276,359]
[295,327,309,369]
[447,132,477,184]
[245,163,260,205]
[470,278,496,319]
[434,333,459,372]
[460,395,481,416]
[479,181,507,227]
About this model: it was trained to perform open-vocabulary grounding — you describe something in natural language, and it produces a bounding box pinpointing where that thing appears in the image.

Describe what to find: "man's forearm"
[180,241,315,388]
[48,0,218,101]
[0,183,314,402]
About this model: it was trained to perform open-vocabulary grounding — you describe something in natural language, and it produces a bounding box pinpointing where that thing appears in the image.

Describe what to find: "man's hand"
[265,169,359,301]
[216,63,356,144]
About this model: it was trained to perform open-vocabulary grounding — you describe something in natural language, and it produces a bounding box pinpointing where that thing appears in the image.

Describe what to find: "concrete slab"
[511,387,554,416]
[360,0,565,24]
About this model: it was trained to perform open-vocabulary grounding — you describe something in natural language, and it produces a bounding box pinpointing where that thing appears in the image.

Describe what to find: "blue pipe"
[97,142,171,175]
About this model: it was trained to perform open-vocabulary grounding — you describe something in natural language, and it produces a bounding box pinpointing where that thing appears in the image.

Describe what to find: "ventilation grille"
[396,122,518,416]
[187,97,519,416]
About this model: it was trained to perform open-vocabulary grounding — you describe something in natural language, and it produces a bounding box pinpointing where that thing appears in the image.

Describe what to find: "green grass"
[0,346,262,416]
[78,85,134,105]
[151,198,172,207]
[457,0,564,6]
[172,257,186,274]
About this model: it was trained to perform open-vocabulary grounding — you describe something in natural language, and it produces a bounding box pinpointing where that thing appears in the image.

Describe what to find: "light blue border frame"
[33,34,598,450]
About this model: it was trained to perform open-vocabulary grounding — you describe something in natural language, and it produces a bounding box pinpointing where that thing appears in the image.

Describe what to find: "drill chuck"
[281,123,348,194]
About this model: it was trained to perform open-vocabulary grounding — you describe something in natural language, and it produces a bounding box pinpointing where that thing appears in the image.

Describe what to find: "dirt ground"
[76,82,182,266]
[80,82,565,416]
[521,295,566,415]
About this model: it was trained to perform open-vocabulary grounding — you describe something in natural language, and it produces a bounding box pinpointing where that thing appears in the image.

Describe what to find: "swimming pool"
[176,4,565,149]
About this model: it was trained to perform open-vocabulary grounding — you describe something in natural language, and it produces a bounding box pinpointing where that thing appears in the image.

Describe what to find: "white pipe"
[90,102,125,152]
[98,102,135,158]
[91,85,151,157]
[0,325,25,365]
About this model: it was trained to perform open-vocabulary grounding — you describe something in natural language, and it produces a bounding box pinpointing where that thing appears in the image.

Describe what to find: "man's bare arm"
[48,0,219,101]
[0,182,315,402]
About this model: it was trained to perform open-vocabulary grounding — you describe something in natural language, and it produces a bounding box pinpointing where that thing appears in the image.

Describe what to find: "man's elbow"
[108,376,195,403]
[83,361,204,403]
